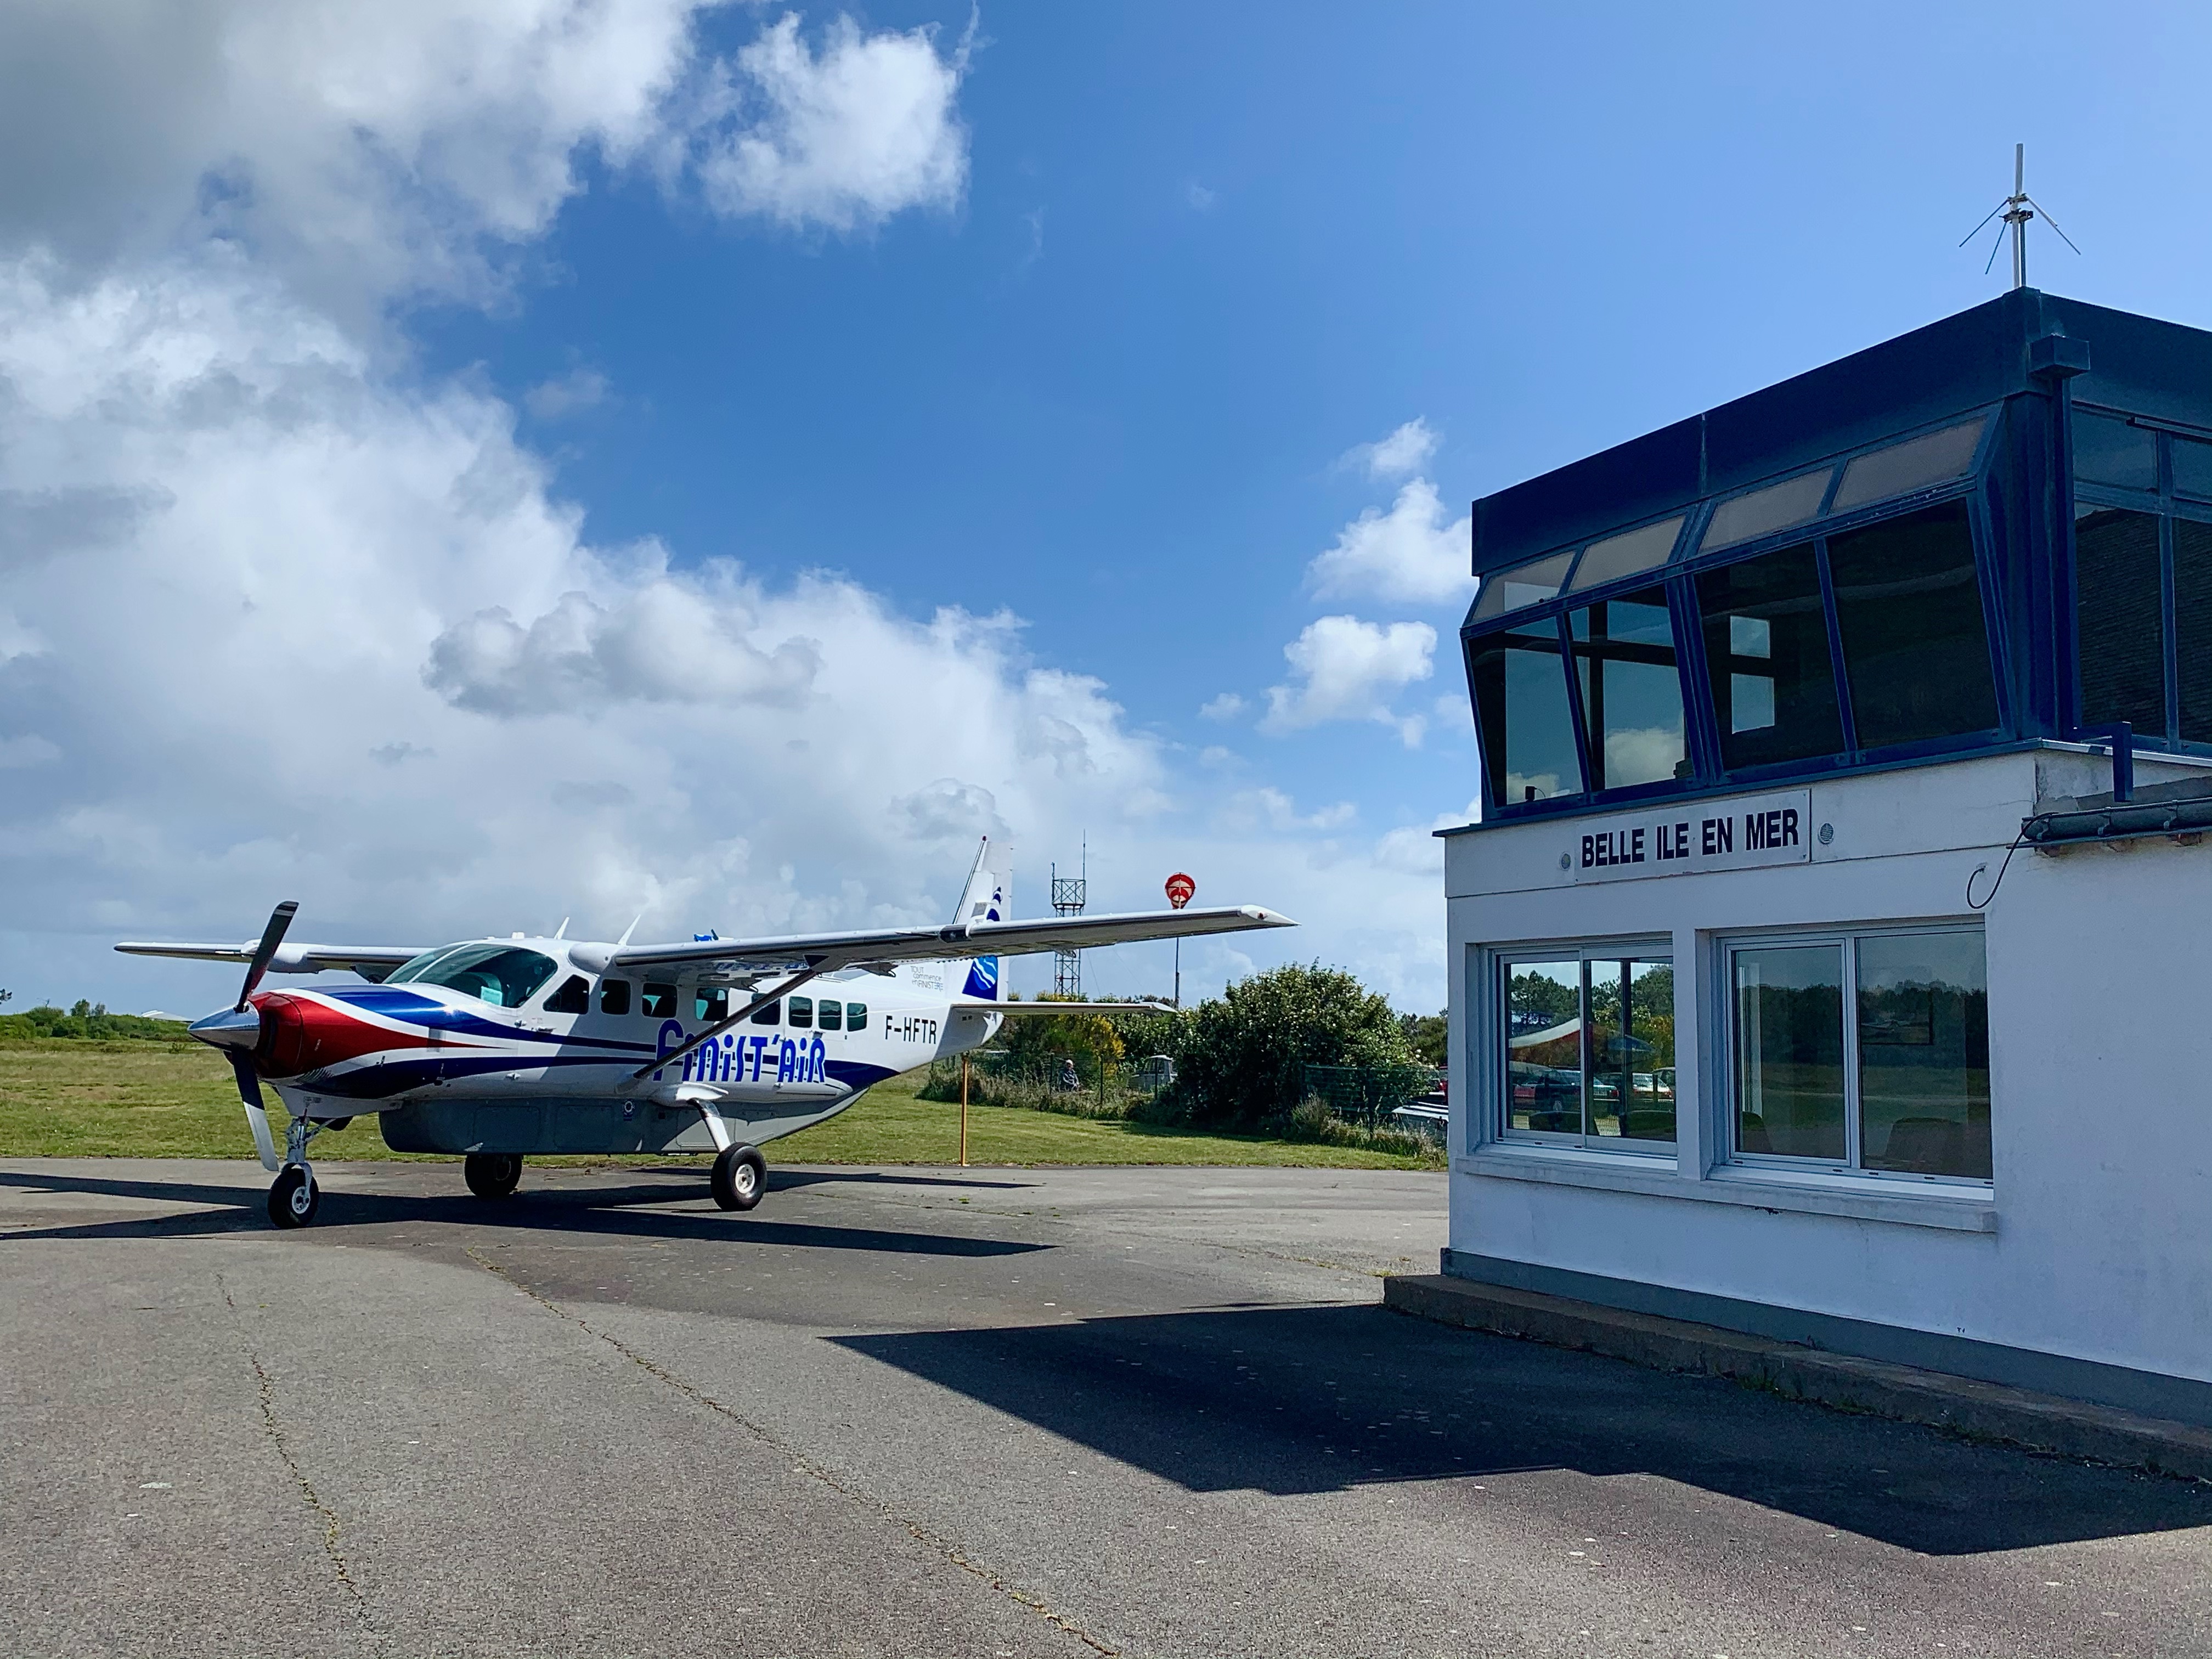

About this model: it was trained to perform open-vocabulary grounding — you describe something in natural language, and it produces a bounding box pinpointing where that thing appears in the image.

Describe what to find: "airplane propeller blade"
[235,901,300,1011]
[227,1054,282,1172]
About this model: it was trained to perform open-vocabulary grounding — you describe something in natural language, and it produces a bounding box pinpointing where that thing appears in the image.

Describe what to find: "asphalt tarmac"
[2,1157,2206,1658]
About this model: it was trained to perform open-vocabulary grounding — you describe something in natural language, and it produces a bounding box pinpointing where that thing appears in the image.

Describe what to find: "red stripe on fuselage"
[252,990,439,1080]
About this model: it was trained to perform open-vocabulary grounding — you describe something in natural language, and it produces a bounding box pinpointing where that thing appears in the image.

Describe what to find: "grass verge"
[0,1040,1441,1170]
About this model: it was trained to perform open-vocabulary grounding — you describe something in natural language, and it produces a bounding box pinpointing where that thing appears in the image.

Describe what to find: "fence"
[1300,1063,1443,1131]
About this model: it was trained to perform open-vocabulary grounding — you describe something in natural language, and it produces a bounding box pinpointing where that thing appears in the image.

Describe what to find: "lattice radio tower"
[1050,837,1087,998]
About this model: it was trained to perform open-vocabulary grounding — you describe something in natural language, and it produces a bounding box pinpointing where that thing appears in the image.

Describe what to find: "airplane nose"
[188,1005,264,1053]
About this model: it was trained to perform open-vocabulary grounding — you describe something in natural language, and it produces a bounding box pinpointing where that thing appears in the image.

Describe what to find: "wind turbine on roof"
[1961,143,2079,290]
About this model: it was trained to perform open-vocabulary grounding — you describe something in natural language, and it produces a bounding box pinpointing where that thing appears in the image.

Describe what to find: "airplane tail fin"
[953,836,1011,1002]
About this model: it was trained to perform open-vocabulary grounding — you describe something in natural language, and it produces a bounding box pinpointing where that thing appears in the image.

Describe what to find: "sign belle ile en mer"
[1567,789,1813,884]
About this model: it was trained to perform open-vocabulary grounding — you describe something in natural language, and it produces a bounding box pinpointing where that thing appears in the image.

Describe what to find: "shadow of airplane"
[0,1167,1049,1258]
[836,1303,2212,1555]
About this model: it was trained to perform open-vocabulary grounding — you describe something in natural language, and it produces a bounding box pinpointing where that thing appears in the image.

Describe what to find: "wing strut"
[633,962,828,1083]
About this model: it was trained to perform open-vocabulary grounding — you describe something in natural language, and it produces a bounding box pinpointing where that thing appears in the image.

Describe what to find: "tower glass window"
[1695,544,1846,771]
[1827,501,2000,749]
[1567,588,1688,791]
[2073,505,2165,736]
[1469,619,1582,806]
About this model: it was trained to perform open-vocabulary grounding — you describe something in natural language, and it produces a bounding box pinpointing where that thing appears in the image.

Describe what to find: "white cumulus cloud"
[1262,615,1435,747]
[689,12,970,233]
[1306,477,1473,607]
[1340,416,1437,481]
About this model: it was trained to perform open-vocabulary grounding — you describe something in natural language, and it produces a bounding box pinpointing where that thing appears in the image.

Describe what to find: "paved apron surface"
[2,1158,2205,1658]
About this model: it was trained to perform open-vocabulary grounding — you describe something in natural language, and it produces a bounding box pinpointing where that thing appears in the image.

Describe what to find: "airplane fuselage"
[249,938,997,1156]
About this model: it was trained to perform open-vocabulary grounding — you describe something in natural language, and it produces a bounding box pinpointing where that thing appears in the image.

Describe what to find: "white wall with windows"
[1443,746,2212,1397]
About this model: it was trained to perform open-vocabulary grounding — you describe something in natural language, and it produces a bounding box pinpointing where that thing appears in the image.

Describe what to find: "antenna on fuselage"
[554,916,569,940]
[616,910,645,948]
[1960,143,2079,289]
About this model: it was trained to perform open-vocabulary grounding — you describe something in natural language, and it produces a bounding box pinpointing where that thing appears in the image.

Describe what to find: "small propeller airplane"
[116,839,1293,1228]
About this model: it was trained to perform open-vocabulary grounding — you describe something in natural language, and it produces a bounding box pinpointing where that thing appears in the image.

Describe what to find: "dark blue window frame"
[1464,410,2011,819]
[2066,403,2212,753]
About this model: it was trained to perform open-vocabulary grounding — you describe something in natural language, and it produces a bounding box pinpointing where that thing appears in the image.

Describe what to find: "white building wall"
[1443,748,2212,1388]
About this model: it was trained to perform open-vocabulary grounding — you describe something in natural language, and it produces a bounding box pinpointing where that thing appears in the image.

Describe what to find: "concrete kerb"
[1383,1273,2212,1483]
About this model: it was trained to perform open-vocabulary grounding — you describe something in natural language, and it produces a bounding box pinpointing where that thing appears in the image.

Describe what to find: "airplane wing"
[114,940,428,978]
[976,1000,1176,1015]
[590,904,1293,975]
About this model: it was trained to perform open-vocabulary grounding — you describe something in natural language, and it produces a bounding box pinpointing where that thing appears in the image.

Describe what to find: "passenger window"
[2074,506,2166,737]
[543,975,590,1014]
[1567,586,1688,791]
[1826,502,2000,749]
[1695,544,1846,771]
[696,988,729,1023]
[789,996,812,1028]
[599,978,631,1016]
[641,982,678,1019]
[752,1000,781,1025]
[1468,617,1582,808]
[846,1002,867,1031]
[818,999,842,1031]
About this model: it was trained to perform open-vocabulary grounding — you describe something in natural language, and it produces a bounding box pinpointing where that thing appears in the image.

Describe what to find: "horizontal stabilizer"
[973,1000,1176,1015]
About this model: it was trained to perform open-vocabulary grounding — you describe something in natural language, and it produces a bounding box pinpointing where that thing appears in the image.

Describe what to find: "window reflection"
[1469,620,1582,807]
[1504,961,1582,1134]
[2074,505,2165,737]
[1568,588,1688,791]
[2073,412,2157,491]
[1857,932,1990,1180]
[1733,944,1846,1161]
[2177,520,2212,743]
[1830,419,1984,512]
[1470,549,1577,621]
[1701,471,1830,552]
[2175,437,2212,501]
[1695,545,1845,771]
[1566,518,1683,591]
[1587,959,1675,1143]
[1827,502,2000,749]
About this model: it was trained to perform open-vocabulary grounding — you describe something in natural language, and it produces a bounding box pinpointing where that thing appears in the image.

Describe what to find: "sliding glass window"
[1727,926,1989,1182]
[1500,949,1674,1149]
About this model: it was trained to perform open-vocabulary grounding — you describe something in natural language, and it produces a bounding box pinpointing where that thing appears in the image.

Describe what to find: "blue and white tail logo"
[953,836,1012,1001]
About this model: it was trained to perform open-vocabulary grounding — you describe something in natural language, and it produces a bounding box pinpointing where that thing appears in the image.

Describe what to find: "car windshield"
[387,944,558,1008]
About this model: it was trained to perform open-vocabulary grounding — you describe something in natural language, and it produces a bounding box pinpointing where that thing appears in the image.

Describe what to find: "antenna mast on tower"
[1050,836,1087,998]
[1961,143,2079,290]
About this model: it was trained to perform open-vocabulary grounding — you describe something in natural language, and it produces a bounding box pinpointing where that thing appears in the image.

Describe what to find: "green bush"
[1169,962,1418,1132]
[0,1000,191,1043]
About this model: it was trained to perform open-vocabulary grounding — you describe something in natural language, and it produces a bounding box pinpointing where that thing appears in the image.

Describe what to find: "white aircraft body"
[116,840,1293,1227]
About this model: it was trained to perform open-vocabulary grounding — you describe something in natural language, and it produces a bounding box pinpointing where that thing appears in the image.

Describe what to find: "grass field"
[0,1039,1442,1170]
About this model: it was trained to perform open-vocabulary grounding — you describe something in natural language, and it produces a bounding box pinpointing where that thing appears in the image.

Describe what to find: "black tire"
[268,1164,318,1229]
[464,1152,524,1199]
[710,1144,766,1212]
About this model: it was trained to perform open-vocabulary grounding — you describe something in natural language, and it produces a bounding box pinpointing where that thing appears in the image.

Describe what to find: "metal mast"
[1049,837,1086,998]
[1961,144,2079,290]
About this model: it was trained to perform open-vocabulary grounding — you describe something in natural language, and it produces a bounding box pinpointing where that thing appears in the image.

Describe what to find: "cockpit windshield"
[386,944,558,1008]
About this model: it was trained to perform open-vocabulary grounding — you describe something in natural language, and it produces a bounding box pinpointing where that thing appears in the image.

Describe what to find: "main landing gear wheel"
[711,1144,766,1212]
[465,1153,524,1200]
[268,1164,319,1229]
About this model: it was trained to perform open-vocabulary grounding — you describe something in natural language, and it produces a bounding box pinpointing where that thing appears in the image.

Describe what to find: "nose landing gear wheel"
[268,1164,318,1228]
[711,1144,766,1212]
[464,1153,524,1199]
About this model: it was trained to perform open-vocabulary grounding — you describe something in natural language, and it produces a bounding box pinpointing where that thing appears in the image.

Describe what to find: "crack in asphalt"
[463,1244,1121,1657]
[217,1276,374,1631]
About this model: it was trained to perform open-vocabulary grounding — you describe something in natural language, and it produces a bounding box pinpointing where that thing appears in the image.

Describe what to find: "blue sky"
[3,1,2209,1014]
